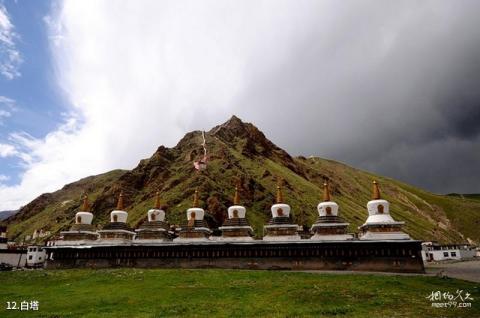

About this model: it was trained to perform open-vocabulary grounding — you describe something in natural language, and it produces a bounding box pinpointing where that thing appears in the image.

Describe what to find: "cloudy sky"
[0,0,479,210]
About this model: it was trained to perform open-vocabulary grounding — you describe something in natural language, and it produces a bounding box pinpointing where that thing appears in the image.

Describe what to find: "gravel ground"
[294,258,480,283]
[425,258,480,283]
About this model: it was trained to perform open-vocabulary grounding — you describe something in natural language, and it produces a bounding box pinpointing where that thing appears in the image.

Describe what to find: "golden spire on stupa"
[323,180,331,202]
[116,191,124,210]
[193,188,200,208]
[372,180,381,200]
[81,193,90,212]
[154,191,161,209]
[276,177,284,204]
[233,184,240,205]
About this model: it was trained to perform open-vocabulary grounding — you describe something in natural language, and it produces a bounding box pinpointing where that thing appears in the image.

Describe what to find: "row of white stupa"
[59,180,411,244]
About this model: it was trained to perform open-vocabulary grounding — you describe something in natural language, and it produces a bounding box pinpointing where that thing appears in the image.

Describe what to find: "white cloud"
[13,0,316,210]
[0,143,17,157]
[0,95,15,106]
[0,0,479,209]
[0,174,9,182]
[0,4,22,79]
[1,0,265,209]
[0,95,15,124]
[0,109,10,118]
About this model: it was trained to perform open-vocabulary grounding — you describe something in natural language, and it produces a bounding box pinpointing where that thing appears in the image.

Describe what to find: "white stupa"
[59,194,98,245]
[310,181,353,240]
[98,191,136,242]
[75,195,94,226]
[263,179,301,241]
[110,192,129,224]
[174,188,212,241]
[218,185,254,241]
[359,181,411,240]
[135,191,171,241]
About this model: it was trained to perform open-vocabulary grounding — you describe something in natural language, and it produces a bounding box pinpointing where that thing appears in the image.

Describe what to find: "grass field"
[0,269,479,318]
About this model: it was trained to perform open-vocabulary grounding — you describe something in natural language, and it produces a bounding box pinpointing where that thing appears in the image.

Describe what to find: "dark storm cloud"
[435,67,480,140]
[438,92,480,140]
[211,0,480,194]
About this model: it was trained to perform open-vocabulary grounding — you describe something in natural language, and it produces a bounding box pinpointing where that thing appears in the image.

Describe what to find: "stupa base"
[217,236,255,241]
[97,229,136,241]
[263,234,301,241]
[359,231,411,240]
[310,223,349,234]
[219,226,254,240]
[174,228,211,242]
[173,237,211,242]
[263,224,300,239]
[135,229,171,241]
[60,231,98,242]
[310,233,354,241]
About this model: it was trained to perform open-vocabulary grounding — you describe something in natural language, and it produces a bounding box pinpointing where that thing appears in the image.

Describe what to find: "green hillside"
[447,193,480,201]
[4,116,480,244]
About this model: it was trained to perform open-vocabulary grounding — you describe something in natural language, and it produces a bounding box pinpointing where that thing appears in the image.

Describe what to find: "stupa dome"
[317,181,339,217]
[147,192,165,222]
[271,203,291,218]
[76,212,93,225]
[110,192,128,223]
[148,209,165,222]
[364,182,397,224]
[228,205,246,218]
[317,201,339,217]
[186,208,205,220]
[365,199,396,223]
[75,195,93,225]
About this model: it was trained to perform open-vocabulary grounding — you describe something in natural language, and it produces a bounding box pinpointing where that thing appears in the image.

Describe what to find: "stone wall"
[45,241,425,273]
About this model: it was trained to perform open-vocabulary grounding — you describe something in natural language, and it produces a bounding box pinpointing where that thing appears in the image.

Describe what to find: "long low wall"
[46,240,425,273]
[0,250,27,267]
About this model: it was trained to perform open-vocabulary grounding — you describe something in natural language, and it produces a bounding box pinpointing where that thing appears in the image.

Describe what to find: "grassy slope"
[447,194,480,201]
[0,269,479,318]
[297,157,480,243]
[5,170,126,242]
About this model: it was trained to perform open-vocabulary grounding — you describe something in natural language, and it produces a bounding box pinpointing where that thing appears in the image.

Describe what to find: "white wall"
[459,249,477,259]
[423,248,476,262]
[0,251,26,267]
[26,246,46,267]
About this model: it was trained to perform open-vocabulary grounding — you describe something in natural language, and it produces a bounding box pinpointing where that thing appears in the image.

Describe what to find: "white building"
[26,246,47,268]
[421,242,477,262]
[0,226,7,250]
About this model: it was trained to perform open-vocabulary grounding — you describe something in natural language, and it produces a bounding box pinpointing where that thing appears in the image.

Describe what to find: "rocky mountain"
[0,210,17,221]
[4,116,480,244]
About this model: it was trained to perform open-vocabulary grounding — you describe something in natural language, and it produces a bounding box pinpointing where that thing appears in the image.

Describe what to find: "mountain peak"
[207,115,297,171]
[210,115,249,135]
[227,114,243,124]
[209,115,271,150]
